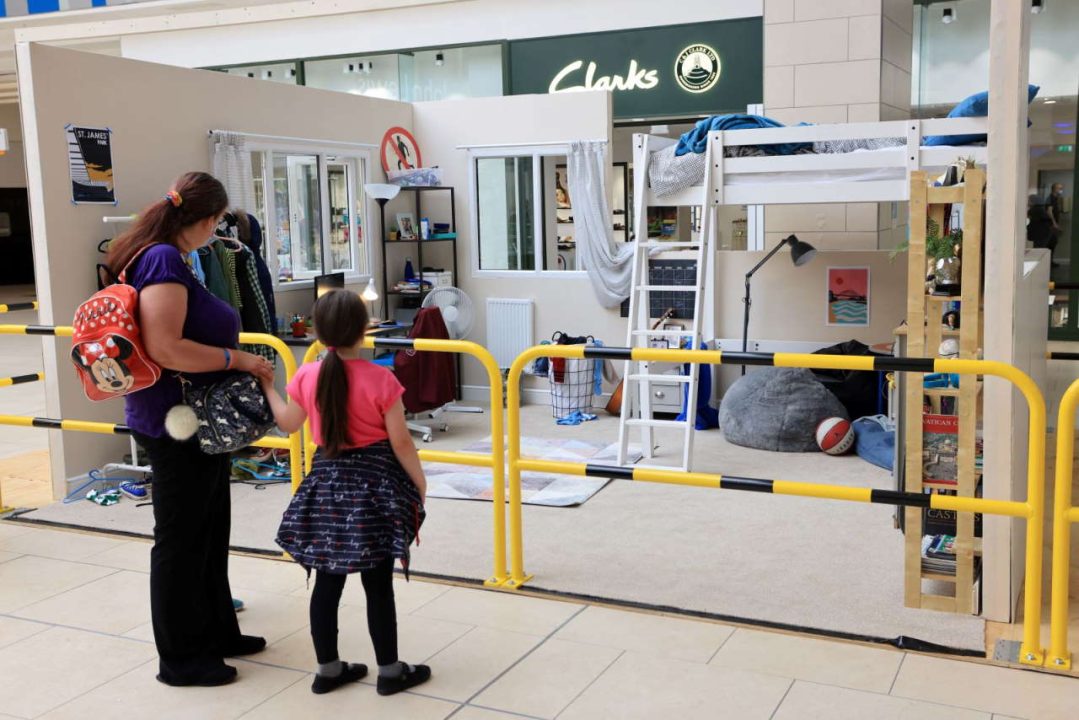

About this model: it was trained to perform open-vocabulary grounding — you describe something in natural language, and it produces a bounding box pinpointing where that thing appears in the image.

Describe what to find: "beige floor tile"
[14,569,150,635]
[0,551,18,564]
[41,658,304,720]
[993,716,1028,720]
[0,555,116,612]
[710,628,904,693]
[558,651,791,720]
[239,677,458,720]
[0,615,48,649]
[412,586,581,636]
[554,605,734,663]
[891,655,1079,720]
[774,681,991,719]
[340,576,454,614]
[88,540,151,572]
[0,626,156,718]
[257,612,474,673]
[419,626,544,702]
[227,589,313,646]
[473,639,621,719]
[453,709,523,720]
[227,554,310,596]
[123,620,154,643]
[0,521,35,541]
[0,527,126,562]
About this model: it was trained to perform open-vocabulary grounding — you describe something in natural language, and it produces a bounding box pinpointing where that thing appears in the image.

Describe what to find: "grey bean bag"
[720,367,849,452]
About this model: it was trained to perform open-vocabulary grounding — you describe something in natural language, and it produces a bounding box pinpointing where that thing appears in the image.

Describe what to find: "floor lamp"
[364,183,401,321]
[741,234,817,375]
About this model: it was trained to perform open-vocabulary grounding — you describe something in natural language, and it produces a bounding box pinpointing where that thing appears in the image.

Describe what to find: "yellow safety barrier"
[0,325,302,513]
[1047,378,1079,670]
[505,344,1049,666]
[0,302,38,314]
[301,335,509,587]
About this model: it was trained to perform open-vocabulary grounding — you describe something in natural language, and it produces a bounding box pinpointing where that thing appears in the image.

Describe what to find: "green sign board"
[508,18,763,121]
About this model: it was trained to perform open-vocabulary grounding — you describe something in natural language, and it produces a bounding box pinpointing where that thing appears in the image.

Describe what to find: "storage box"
[387,167,443,187]
[424,271,454,288]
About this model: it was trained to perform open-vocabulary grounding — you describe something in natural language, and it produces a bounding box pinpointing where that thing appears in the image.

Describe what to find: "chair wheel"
[422,434,433,443]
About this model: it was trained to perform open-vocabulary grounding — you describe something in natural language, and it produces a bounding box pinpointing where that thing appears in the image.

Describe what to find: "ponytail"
[315,350,350,459]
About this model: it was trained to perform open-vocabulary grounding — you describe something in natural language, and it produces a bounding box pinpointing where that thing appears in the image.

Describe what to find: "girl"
[260,289,431,696]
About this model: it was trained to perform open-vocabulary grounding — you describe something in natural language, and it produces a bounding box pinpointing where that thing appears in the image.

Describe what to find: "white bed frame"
[639,116,990,208]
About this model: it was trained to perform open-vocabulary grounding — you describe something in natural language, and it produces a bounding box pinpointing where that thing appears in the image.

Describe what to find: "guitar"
[605,308,677,416]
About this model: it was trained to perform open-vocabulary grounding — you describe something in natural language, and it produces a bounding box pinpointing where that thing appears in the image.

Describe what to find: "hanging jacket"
[198,246,232,304]
[234,245,275,363]
[237,214,276,323]
[394,307,456,414]
[213,240,243,310]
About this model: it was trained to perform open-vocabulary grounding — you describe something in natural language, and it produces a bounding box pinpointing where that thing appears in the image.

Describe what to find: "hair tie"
[324,346,336,352]
[164,190,182,208]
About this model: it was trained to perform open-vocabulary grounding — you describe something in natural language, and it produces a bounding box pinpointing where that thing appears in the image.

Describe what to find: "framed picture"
[395,212,417,240]
[555,165,571,209]
[827,267,870,326]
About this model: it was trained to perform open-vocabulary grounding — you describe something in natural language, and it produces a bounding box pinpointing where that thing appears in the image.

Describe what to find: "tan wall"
[412,92,616,391]
[19,43,413,492]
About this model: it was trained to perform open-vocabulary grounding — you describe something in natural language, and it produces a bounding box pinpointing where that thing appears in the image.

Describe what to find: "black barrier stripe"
[1050,352,1079,361]
[875,357,936,373]
[6,374,41,385]
[31,418,61,429]
[24,326,58,336]
[1,302,37,312]
[584,463,635,479]
[870,489,931,508]
[372,337,415,349]
[584,347,633,360]
[1051,281,1079,290]
[720,352,776,367]
[719,475,775,493]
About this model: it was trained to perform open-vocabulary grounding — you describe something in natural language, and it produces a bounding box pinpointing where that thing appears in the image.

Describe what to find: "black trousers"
[310,557,398,667]
[135,432,241,678]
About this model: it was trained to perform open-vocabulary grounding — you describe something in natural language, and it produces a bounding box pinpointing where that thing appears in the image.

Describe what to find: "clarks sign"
[509,18,761,120]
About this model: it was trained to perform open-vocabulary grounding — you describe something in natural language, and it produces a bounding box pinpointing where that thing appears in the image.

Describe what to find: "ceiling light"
[435,52,445,67]
[358,62,365,73]
[1045,99,1057,104]
[344,63,354,74]
[287,68,296,78]
[1032,0,1045,14]
[262,70,273,79]
[365,61,373,73]
[942,7,956,23]
[246,72,255,78]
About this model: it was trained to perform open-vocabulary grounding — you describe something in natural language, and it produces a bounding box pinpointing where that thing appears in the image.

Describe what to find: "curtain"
[211,132,255,213]
[566,141,635,308]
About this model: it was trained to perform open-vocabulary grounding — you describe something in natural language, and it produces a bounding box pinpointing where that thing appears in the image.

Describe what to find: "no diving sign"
[380,127,422,173]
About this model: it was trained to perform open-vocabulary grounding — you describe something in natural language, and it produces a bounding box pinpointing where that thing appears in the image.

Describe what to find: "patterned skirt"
[276,441,425,576]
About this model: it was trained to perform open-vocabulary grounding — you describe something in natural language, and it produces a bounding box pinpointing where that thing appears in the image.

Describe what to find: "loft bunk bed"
[636,116,990,208]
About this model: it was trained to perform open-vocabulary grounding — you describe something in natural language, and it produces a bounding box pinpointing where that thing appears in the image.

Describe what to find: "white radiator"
[486,298,534,369]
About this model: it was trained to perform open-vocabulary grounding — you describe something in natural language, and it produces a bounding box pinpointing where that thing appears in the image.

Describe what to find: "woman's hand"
[233,350,274,383]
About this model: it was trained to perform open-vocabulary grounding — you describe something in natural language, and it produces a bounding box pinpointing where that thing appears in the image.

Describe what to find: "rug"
[423,437,641,507]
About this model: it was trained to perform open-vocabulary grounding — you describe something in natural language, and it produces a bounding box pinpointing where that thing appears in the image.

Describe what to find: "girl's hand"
[233,350,274,383]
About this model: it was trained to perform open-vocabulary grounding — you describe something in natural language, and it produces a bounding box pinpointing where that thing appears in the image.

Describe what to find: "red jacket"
[394,306,457,413]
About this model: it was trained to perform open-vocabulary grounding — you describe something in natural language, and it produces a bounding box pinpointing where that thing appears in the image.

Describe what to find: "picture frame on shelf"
[395,212,417,240]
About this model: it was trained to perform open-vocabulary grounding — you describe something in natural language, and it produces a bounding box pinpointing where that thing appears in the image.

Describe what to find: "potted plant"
[891,219,962,295]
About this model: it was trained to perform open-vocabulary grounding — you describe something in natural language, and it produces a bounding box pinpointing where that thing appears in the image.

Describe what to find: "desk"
[271,324,412,388]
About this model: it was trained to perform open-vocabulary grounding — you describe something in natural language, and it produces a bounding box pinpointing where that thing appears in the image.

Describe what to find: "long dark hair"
[105,172,229,276]
[313,289,369,458]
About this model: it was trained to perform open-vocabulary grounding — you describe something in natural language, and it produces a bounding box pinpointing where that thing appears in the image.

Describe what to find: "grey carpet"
[15,405,985,651]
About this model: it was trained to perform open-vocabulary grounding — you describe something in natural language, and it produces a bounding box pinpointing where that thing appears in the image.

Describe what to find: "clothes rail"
[208,130,376,149]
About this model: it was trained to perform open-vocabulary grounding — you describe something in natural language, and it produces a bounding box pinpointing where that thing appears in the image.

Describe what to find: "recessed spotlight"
[1032,0,1045,14]
[435,52,445,67]
[288,68,296,78]
[942,7,956,23]
[365,61,373,73]
[262,70,273,79]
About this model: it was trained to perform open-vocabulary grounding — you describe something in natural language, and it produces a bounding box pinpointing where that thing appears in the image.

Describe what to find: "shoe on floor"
[222,634,266,657]
[232,598,245,612]
[156,662,237,687]
[119,481,148,500]
[377,663,431,696]
[311,662,368,694]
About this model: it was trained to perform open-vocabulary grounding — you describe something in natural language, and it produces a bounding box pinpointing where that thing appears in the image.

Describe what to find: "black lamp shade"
[789,237,817,267]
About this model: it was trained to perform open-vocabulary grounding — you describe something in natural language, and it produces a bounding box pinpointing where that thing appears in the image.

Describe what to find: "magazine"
[922,413,958,485]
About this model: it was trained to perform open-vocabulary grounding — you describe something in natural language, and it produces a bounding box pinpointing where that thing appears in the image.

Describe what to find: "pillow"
[923,83,1039,146]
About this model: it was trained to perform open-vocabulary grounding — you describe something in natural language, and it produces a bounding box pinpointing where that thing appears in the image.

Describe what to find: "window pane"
[328,163,353,272]
[1051,289,1071,329]
[273,154,322,280]
[401,45,504,102]
[477,157,536,271]
[545,158,579,271]
[250,152,268,244]
[303,54,401,100]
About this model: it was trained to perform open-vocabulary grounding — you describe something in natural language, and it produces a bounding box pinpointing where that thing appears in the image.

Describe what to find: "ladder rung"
[626,418,692,429]
[628,374,692,383]
[636,285,698,293]
[631,329,696,336]
[640,241,701,249]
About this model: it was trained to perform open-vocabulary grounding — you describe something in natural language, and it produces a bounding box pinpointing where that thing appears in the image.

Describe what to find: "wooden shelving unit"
[903,168,985,614]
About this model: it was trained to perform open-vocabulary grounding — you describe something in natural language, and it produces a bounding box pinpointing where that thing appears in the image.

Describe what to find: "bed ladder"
[617,133,716,472]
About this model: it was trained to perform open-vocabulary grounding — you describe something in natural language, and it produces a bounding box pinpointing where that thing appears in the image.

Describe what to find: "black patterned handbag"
[178,373,274,455]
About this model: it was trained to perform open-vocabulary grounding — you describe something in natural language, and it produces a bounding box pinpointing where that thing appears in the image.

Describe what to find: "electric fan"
[421,286,475,340]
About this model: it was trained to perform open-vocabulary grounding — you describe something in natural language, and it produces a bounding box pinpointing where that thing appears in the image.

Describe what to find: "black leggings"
[310,556,398,667]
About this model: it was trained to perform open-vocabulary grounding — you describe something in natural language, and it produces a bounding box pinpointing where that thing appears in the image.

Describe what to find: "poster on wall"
[380,126,422,173]
[826,267,870,326]
[66,125,116,205]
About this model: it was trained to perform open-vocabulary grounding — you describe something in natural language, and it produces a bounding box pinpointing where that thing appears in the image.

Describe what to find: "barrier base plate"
[502,575,534,591]
[996,639,1045,667]
[483,576,508,588]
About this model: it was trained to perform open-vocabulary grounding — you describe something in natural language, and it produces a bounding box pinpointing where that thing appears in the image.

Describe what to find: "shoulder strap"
[117,243,162,285]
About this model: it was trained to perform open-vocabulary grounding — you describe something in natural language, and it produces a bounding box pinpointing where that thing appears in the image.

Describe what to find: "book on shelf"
[922,413,958,485]
[921,534,956,575]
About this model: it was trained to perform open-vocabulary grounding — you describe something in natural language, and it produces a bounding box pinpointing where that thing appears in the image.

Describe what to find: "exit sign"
[1058,144,1074,152]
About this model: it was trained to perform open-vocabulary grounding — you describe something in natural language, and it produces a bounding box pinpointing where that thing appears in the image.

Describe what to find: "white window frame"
[248,140,374,290]
[468,145,589,279]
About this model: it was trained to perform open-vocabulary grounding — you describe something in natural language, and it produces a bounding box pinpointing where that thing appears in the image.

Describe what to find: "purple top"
[124,244,241,437]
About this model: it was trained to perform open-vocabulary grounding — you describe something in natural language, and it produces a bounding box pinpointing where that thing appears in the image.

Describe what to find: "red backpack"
[71,244,162,401]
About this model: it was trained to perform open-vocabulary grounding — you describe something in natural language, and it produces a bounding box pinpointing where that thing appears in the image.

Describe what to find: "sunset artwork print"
[827,267,870,326]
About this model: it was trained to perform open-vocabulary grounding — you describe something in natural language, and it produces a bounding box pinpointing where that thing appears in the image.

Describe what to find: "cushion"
[923,84,1039,146]
[719,367,849,452]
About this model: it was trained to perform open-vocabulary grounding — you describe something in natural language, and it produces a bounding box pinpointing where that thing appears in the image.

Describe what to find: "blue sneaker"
[119,482,148,500]
[232,598,245,613]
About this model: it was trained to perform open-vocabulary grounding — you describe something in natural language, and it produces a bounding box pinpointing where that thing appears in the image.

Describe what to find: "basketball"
[816,417,855,455]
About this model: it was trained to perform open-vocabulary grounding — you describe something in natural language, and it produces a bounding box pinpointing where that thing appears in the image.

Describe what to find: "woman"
[106,172,275,687]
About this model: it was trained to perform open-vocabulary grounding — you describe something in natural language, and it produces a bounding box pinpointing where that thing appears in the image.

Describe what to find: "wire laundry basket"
[547,355,595,418]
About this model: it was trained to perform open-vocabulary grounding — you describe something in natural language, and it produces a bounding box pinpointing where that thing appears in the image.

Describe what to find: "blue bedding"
[675,114,812,157]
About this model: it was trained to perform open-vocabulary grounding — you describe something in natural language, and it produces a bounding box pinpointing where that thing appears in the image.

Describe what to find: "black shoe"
[156,662,238,687]
[377,663,431,696]
[311,662,368,694]
[222,634,267,657]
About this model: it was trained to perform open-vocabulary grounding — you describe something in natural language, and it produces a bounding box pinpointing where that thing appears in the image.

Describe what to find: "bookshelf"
[902,168,985,614]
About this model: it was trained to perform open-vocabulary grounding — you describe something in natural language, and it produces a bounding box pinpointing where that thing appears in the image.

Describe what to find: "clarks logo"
[548,59,660,93]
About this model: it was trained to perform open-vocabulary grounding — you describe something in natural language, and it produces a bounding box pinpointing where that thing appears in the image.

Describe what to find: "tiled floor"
[0,523,1077,720]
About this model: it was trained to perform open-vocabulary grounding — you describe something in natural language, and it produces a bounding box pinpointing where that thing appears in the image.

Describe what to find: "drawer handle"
[654,391,666,399]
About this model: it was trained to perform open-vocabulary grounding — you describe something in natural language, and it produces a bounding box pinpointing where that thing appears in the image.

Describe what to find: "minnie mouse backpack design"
[71,244,162,401]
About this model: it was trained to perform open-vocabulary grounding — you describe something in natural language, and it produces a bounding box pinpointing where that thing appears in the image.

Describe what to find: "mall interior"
[0,0,1077,717]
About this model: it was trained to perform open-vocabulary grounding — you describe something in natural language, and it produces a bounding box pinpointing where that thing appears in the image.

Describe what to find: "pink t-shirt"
[287,358,405,449]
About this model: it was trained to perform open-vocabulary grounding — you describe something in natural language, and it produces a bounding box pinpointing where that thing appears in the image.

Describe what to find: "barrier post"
[301,336,509,587]
[1047,379,1079,670]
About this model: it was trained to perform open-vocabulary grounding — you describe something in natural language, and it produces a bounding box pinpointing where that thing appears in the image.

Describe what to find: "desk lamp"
[741,234,817,375]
